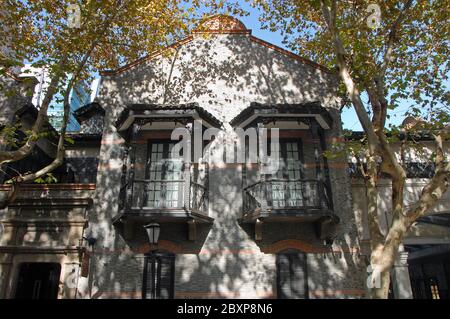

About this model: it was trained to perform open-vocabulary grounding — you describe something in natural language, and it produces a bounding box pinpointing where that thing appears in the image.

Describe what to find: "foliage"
[0,0,202,184]
[253,0,449,121]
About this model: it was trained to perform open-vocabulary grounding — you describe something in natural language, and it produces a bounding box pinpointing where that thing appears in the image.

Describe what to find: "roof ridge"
[99,28,333,76]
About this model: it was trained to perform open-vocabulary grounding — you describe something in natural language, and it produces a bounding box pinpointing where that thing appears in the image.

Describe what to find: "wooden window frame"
[276,250,308,299]
[142,251,175,299]
[144,140,184,208]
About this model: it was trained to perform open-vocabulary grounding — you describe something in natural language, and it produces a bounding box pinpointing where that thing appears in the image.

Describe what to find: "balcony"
[117,162,212,225]
[242,179,333,222]
[124,166,209,220]
[113,103,222,237]
[241,177,339,241]
[230,102,340,240]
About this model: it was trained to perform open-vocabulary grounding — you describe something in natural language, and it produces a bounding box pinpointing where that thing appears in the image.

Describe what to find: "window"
[429,278,440,299]
[268,140,306,208]
[145,142,183,208]
[14,263,61,299]
[276,250,308,299]
[142,251,175,299]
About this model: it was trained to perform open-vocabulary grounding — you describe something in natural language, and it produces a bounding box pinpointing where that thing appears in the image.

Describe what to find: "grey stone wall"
[80,114,104,135]
[0,76,36,127]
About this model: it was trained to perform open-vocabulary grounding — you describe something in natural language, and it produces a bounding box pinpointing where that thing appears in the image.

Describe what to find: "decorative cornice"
[0,183,96,191]
[229,101,333,128]
[115,102,223,131]
[6,197,93,208]
[1,219,87,226]
[0,245,83,254]
[73,102,105,123]
[194,15,249,33]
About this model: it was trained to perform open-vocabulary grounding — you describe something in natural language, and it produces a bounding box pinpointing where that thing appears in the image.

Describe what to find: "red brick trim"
[249,36,333,74]
[0,183,96,191]
[261,239,360,254]
[99,36,194,76]
[135,240,184,254]
[86,244,361,256]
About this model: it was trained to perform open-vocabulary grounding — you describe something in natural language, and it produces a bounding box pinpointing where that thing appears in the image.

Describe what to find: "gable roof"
[115,102,223,131]
[100,15,333,76]
[74,102,105,123]
[230,101,333,129]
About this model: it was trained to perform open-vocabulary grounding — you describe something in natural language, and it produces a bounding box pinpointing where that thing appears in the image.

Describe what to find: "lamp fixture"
[144,223,161,245]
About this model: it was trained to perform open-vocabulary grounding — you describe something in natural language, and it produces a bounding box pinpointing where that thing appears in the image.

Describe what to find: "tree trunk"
[371,268,391,299]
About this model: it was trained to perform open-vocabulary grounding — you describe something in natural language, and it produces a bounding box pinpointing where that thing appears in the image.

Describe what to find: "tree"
[252,0,449,298]
[0,0,198,207]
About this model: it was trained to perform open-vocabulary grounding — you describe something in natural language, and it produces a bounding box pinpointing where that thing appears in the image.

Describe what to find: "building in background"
[350,123,450,299]
[19,65,96,132]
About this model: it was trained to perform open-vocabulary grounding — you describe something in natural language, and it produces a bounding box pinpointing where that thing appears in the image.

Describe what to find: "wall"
[83,31,366,299]
[0,185,94,298]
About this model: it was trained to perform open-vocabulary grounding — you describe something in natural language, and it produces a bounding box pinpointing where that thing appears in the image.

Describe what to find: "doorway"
[14,263,61,299]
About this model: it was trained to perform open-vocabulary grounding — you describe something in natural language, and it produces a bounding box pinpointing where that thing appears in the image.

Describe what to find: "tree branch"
[0,66,65,165]
[15,2,124,184]
[379,0,414,78]
[320,0,379,154]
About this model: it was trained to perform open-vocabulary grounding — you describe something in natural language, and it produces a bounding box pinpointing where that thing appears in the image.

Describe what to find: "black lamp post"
[144,223,160,246]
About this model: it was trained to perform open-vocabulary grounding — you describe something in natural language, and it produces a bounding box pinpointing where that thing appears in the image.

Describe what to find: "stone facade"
[0,184,94,298]
[76,15,366,299]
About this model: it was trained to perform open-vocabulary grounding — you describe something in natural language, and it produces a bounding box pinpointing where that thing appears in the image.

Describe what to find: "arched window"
[142,250,175,299]
[276,249,308,299]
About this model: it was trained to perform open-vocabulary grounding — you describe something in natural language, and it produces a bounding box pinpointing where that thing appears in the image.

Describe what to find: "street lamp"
[144,223,160,246]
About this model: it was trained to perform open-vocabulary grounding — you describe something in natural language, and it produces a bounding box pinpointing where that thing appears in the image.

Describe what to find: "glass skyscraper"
[20,65,96,132]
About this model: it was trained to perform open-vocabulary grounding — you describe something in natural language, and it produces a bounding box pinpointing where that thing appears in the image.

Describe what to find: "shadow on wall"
[99,31,340,123]
[83,29,365,299]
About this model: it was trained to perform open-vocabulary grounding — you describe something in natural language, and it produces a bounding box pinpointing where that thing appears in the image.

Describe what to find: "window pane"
[277,251,308,299]
[147,142,183,208]
[143,253,174,299]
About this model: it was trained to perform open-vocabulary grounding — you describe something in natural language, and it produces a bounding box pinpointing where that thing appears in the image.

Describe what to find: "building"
[350,127,450,299]
[0,15,448,299]
[19,65,93,132]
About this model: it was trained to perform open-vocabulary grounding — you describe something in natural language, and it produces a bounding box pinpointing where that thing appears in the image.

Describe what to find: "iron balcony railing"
[123,164,209,216]
[243,178,331,214]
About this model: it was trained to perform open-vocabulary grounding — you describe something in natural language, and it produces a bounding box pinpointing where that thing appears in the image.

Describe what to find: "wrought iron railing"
[243,179,330,214]
[124,164,209,216]
[190,181,208,213]
[131,179,185,209]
